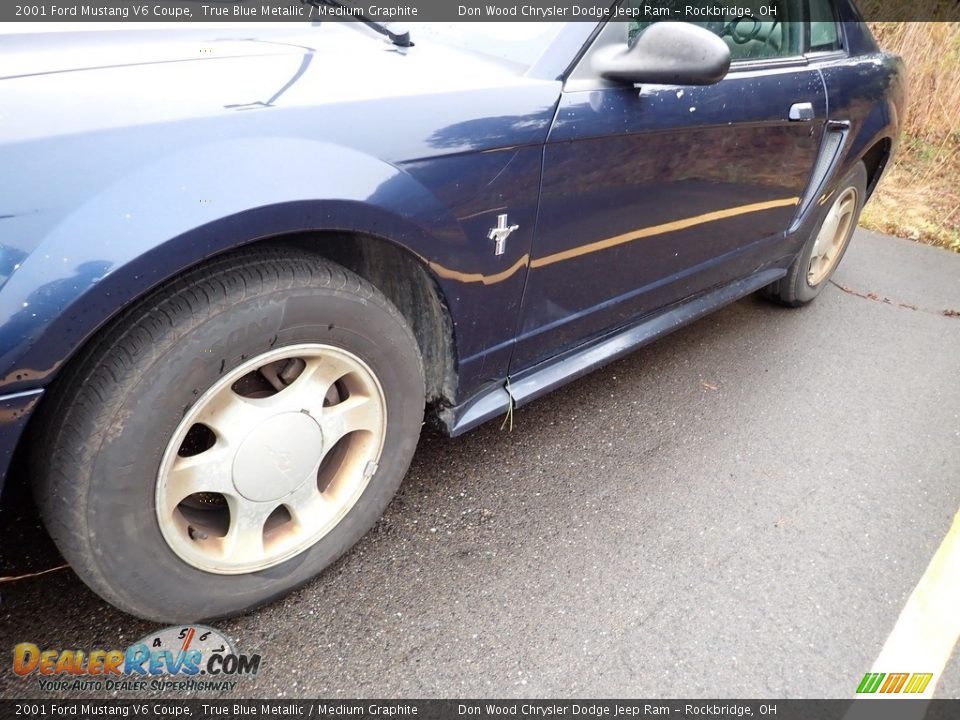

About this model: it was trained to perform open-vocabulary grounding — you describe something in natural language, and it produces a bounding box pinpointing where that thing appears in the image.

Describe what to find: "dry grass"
[860,19,960,252]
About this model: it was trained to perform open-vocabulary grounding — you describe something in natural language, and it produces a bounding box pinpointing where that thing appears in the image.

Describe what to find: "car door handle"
[789,102,815,122]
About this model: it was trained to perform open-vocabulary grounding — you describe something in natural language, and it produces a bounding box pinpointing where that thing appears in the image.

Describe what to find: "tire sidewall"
[83,276,423,621]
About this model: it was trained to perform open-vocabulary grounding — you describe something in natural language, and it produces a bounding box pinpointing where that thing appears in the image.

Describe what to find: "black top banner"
[3,0,960,23]
[2,699,960,720]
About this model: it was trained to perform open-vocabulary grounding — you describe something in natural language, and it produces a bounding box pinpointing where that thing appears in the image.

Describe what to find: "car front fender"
[0,137,466,396]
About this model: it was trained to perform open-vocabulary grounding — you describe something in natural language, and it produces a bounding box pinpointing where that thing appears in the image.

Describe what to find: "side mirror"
[592,22,731,86]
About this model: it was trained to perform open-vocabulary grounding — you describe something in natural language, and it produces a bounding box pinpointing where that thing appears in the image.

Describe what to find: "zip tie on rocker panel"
[500,377,515,432]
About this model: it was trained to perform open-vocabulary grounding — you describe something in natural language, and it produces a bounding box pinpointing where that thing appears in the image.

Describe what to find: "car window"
[626,0,803,62]
[808,0,843,51]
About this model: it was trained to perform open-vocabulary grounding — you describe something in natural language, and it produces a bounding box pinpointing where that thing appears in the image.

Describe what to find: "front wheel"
[33,249,425,622]
[763,161,867,306]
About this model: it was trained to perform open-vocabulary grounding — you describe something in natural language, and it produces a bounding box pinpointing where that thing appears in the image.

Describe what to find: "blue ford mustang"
[0,4,905,620]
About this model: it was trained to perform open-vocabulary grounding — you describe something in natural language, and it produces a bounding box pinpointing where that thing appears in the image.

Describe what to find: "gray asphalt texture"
[1,229,958,699]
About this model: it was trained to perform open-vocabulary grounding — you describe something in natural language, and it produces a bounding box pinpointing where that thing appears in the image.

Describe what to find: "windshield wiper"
[301,0,413,47]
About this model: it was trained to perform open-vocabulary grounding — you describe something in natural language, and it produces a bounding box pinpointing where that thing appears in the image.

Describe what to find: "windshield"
[405,22,565,69]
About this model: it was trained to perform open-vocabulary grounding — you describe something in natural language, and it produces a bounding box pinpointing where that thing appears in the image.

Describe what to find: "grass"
[860,20,960,252]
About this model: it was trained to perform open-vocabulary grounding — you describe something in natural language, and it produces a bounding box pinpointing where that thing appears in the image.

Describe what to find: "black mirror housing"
[593,22,732,86]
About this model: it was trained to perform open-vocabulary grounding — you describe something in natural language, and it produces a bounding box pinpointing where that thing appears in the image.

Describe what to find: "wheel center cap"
[232,412,324,503]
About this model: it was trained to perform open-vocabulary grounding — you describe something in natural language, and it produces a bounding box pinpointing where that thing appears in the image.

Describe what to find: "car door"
[510,2,828,371]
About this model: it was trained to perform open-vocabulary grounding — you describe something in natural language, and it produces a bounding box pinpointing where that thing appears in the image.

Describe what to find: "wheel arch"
[2,225,460,511]
[284,231,458,407]
[13,217,460,416]
[860,137,893,199]
[0,137,469,403]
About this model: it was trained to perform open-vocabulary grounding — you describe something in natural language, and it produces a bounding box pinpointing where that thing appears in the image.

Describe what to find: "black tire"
[32,248,425,622]
[763,161,868,306]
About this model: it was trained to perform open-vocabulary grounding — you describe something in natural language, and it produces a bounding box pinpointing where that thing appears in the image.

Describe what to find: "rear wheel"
[33,249,425,622]
[763,161,867,306]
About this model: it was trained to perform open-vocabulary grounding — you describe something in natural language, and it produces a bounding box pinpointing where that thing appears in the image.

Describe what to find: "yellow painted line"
[862,509,960,699]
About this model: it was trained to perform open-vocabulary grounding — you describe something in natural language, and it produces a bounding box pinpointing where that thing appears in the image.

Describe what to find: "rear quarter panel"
[819,47,906,185]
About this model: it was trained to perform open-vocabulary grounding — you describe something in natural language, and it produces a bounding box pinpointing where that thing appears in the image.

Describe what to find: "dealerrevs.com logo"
[12,625,261,693]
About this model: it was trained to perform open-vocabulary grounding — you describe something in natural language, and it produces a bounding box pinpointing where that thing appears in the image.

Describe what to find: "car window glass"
[625,0,803,62]
[808,0,842,51]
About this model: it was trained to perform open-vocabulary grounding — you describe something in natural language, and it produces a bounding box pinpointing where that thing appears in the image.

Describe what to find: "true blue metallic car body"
[0,7,905,498]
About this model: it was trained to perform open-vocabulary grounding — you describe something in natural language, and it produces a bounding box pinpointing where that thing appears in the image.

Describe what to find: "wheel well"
[282,232,458,407]
[6,232,457,506]
[23,231,457,440]
[861,138,892,199]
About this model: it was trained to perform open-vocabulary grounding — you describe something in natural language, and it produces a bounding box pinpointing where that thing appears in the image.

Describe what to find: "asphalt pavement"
[1,229,958,699]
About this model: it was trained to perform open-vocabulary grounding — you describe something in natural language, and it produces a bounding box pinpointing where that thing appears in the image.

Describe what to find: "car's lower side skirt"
[442,267,786,437]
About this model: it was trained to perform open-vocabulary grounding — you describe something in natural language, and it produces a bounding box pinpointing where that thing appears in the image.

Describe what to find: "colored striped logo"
[857,672,933,694]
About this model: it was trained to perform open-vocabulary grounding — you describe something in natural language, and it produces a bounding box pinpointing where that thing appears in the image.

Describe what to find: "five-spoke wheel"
[762,161,867,306]
[806,186,859,287]
[157,345,387,574]
[33,250,425,622]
